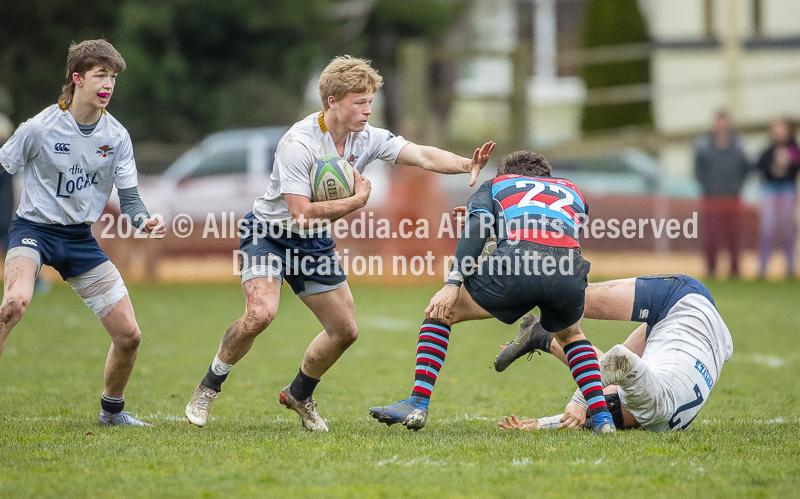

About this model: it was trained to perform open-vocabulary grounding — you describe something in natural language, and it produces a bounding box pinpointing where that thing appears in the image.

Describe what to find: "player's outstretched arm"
[498,413,565,431]
[396,141,495,186]
[285,170,371,230]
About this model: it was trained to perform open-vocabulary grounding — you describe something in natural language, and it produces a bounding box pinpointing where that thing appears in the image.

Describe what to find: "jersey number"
[515,180,574,217]
[668,384,704,430]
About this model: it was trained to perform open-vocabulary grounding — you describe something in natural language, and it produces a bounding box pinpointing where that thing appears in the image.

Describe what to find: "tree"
[581,0,652,131]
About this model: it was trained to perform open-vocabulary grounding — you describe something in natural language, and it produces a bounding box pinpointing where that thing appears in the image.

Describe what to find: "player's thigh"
[2,256,38,308]
[299,281,356,335]
[450,289,494,324]
[583,278,636,321]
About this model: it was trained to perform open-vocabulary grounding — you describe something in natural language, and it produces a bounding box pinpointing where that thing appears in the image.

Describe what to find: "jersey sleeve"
[113,131,138,189]
[364,125,409,164]
[274,135,315,198]
[466,180,496,220]
[0,119,47,174]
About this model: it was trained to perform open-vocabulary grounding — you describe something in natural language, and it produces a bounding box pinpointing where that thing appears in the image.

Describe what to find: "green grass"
[1,278,799,498]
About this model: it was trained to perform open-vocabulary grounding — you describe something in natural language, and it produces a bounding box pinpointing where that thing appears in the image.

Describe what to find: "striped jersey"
[467,174,588,249]
[0,103,138,225]
[252,111,409,234]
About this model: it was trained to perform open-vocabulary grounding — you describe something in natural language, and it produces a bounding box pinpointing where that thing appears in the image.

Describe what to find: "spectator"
[756,117,800,279]
[694,110,751,278]
[0,113,14,253]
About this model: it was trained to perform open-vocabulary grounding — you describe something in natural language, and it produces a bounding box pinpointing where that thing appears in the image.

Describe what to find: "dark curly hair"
[497,150,551,177]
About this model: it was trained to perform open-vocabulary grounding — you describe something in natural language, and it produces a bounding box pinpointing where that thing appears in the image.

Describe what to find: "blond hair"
[318,55,383,109]
[58,40,126,106]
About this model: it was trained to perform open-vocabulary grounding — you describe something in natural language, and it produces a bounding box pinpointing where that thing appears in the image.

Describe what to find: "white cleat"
[99,410,152,427]
[185,384,218,427]
[279,385,329,432]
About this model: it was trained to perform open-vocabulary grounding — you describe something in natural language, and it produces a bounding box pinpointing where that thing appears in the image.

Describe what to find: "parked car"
[134,127,288,222]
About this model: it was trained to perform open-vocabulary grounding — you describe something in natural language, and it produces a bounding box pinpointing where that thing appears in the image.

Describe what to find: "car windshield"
[186,148,248,178]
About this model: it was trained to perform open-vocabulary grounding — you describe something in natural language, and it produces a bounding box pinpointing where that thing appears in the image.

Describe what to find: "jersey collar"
[58,100,107,115]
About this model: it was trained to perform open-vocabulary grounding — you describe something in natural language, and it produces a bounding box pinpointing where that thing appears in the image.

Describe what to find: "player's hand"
[468,141,496,187]
[143,215,166,238]
[451,206,467,229]
[425,285,459,323]
[353,170,372,207]
[498,414,541,431]
[558,401,586,430]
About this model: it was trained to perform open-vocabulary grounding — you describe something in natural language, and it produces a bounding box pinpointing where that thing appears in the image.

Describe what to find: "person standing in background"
[694,110,751,278]
[0,114,13,253]
[757,117,800,279]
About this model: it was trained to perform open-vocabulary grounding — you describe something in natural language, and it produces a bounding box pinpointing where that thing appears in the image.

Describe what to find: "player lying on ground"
[185,55,495,431]
[369,150,618,434]
[496,274,734,432]
[0,40,165,426]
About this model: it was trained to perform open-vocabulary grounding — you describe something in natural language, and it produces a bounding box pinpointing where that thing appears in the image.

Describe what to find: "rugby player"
[497,274,734,432]
[369,150,618,433]
[184,55,495,431]
[0,40,166,426]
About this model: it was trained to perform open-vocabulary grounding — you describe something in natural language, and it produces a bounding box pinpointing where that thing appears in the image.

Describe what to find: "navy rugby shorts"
[464,242,591,332]
[237,212,346,297]
[7,216,110,280]
[631,274,715,337]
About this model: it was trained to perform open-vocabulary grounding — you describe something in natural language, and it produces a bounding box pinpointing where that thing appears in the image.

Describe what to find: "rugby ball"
[310,155,356,201]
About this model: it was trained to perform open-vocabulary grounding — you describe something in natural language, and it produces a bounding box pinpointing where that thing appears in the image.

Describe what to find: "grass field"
[1,278,799,498]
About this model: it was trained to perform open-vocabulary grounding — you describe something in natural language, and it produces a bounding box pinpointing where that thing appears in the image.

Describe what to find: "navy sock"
[201,366,228,393]
[289,368,320,400]
[100,394,125,414]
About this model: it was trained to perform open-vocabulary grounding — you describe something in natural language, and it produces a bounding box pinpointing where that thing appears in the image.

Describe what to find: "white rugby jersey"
[620,294,733,432]
[0,103,138,225]
[252,111,409,233]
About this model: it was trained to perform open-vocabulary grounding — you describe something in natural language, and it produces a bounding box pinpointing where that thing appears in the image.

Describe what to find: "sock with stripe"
[410,319,451,405]
[100,393,125,415]
[563,339,609,418]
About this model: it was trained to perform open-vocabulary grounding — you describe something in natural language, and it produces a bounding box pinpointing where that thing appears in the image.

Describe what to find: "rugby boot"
[590,411,616,434]
[185,384,218,427]
[494,315,552,372]
[279,386,329,432]
[369,396,429,430]
[99,410,152,427]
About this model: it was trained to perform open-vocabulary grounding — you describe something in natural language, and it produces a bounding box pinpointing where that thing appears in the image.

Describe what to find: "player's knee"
[115,324,142,353]
[0,295,29,324]
[243,305,277,333]
[334,321,359,346]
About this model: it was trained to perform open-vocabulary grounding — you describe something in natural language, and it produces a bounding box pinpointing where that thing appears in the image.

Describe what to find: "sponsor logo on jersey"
[97,145,114,157]
[694,359,713,389]
[54,143,70,154]
[639,309,649,320]
[56,166,99,198]
[21,238,38,247]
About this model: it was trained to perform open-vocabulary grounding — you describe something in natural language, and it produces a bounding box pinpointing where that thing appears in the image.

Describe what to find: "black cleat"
[494,315,552,372]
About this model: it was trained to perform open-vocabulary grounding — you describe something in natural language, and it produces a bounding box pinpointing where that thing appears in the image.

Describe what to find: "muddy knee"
[0,296,29,324]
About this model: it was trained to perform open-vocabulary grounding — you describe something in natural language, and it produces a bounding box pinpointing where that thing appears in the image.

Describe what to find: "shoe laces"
[302,398,317,412]
[194,392,215,412]
[525,350,542,361]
